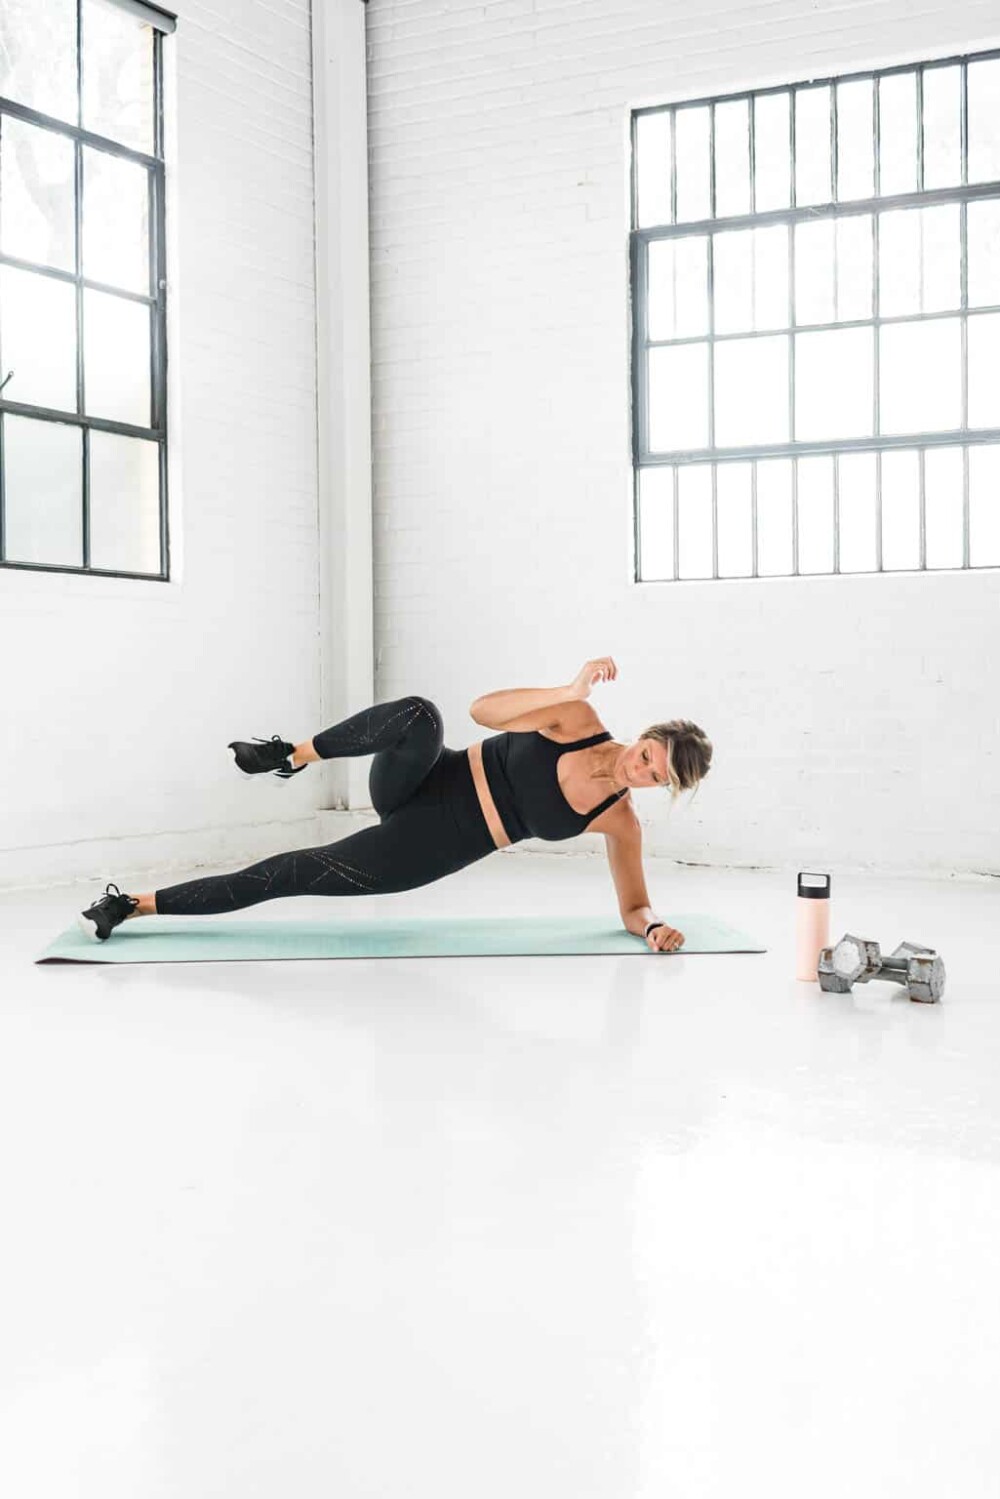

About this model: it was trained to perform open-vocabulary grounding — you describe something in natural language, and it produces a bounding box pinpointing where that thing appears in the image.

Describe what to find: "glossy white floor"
[1,854,998,1498]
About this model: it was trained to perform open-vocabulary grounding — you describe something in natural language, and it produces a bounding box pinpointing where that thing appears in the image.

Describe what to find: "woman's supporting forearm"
[623,905,659,938]
[470,684,579,721]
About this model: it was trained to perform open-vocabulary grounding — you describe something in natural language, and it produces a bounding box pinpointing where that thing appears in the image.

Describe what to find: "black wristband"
[644,921,665,939]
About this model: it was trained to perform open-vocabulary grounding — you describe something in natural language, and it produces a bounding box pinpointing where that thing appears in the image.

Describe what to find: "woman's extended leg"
[151,794,493,917]
[294,695,444,819]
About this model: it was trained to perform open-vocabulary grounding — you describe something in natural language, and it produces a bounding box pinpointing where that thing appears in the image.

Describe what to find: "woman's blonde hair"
[638,719,713,808]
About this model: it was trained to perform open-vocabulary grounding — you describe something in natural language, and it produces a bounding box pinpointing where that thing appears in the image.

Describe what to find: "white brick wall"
[0,0,326,888]
[366,0,1000,878]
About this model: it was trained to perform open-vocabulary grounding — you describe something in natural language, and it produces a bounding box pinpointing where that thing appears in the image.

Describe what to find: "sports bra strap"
[557,730,611,752]
[586,788,628,821]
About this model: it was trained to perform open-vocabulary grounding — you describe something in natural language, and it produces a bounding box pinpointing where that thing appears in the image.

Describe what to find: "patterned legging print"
[153,697,489,916]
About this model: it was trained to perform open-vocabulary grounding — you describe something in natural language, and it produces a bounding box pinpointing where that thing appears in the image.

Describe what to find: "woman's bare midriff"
[467,740,512,849]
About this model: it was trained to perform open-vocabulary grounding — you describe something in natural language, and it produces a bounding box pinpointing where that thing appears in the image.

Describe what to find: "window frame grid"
[632,48,1000,581]
[0,11,169,582]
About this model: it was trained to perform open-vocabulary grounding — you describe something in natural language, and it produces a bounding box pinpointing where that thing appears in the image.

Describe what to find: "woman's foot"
[227,735,306,780]
[78,883,141,942]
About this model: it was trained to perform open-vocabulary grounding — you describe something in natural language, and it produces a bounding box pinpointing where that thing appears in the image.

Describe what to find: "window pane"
[754,92,791,212]
[921,204,961,313]
[968,58,1000,185]
[754,225,790,330]
[677,465,714,579]
[878,209,919,316]
[648,236,708,340]
[795,219,835,325]
[879,204,960,318]
[967,198,1000,307]
[713,229,753,334]
[83,288,151,427]
[880,449,921,569]
[756,457,794,574]
[790,216,875,324]
[81,0,156,156]
[636,113,672,228]
[795,85,832,207]
[795,327,874,441]
[675,107,711,222]
[714,98,750,218]
[797,454,835,573]
[648,344,709,451]
[878,71,918,196]
[716,462,753,576]
[0,0,78,125]
[0,265,77,412]
[968,312,1000,428]
[714,335,789,447]
[674,238,710,337]
[88,430,161,574]
[836,214,873,320]
[837,451,878,571]
[836,78,874,200]
[924,446,964,569]
[969,445,1000,566]
[637,466,675,580]
[712,226,790,333]
[2,414,82,566]
[879,319,962,434]
[922,65,962,190]
[0,117,76,274]
[82,146,150,296]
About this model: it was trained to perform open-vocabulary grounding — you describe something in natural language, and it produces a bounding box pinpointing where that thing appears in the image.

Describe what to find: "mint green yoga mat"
[37,914,765,965]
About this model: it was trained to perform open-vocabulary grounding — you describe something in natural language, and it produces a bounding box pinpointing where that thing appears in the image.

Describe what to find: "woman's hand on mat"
[570,657,618,700]
[648,923,684,953]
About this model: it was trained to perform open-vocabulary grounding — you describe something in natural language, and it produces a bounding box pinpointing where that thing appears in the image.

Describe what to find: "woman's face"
[624,737,672,790]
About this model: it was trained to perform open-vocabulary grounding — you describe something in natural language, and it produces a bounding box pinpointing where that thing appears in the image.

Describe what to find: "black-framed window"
[630,50,1000,581]
[0,0,176,581]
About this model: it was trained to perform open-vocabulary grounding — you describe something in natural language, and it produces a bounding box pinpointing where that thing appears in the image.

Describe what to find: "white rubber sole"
[232,763,291,784]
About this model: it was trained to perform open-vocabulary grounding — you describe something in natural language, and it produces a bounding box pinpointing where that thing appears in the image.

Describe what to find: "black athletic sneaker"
[227,735,306,780]
[78,883,139,942]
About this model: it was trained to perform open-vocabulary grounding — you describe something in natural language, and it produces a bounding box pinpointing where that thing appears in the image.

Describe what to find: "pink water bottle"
[796,872,831,982]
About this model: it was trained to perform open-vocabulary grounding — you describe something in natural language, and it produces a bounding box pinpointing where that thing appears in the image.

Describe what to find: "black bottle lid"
[798,872,831,899]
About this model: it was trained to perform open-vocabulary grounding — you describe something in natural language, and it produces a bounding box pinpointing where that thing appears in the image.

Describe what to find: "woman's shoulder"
[537,700,607,744]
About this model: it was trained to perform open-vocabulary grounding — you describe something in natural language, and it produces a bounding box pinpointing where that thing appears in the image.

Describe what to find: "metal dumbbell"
[817,933,946,1003]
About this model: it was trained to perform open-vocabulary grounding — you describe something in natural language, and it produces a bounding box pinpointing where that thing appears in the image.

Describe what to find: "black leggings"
[154,697,497,916]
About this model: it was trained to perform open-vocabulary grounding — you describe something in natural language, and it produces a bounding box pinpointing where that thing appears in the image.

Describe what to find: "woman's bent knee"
[404,696,442,731]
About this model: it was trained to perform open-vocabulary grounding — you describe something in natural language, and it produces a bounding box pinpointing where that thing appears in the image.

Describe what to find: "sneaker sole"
[232,763,290,783]
[77,912,106,941]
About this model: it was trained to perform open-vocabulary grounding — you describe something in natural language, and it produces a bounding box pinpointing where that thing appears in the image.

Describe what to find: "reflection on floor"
[1,856,997,1499]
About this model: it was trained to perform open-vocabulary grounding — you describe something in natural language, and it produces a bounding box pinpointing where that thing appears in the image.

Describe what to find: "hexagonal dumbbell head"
[817,934,883,993]
[883,942,946,1003]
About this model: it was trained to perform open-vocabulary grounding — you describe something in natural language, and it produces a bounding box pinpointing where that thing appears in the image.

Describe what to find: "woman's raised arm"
[470,657,618,730]
[469,683,579,731]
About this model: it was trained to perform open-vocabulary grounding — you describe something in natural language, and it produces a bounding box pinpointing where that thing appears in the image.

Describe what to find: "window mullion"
[709,104,718,579]
[961,59,970,569]
[76,0,91,570]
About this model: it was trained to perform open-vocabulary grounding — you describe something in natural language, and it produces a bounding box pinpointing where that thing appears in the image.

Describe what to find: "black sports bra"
[478,729,628,844]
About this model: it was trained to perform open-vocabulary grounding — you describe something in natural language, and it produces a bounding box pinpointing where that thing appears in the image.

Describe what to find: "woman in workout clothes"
[79,657,713,953]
